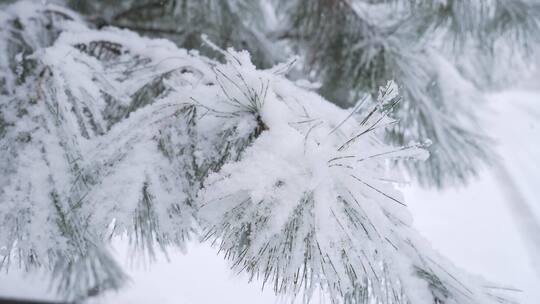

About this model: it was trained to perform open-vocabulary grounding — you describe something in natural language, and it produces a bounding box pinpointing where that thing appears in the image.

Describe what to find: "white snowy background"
[1,77,539,304]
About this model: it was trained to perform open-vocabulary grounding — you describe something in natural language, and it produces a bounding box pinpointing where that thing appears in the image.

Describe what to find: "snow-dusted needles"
[0,2,517,304]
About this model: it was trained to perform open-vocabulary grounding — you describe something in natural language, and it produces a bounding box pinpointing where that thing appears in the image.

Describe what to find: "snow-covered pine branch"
[66,0,281,69]
[59,0,540,188]
[0,1,516,303]
[276,0,503,188]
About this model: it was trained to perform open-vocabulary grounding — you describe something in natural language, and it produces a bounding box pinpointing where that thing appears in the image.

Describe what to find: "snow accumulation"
[2,90,538,304]
[0,1,539,304]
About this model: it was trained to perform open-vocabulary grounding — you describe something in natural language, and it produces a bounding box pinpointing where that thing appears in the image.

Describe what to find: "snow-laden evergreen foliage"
[0,1,517,303]
[63,0,540,188]
[276,0,539,187]
[67,0,281,68]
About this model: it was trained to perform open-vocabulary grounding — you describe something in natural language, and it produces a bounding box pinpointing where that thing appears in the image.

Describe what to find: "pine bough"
[0,2,514,304]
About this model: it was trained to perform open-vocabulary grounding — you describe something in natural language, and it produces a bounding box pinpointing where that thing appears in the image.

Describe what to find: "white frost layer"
[2,91,539,303]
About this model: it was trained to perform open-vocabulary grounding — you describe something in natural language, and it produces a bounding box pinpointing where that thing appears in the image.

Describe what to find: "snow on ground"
[93,242,283,304]
[1,90,539,303]
[403,174,540,304]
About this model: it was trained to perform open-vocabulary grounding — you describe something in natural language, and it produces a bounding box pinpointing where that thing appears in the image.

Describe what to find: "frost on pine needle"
[278,0,516,188]
[0,1,516,303]
[198,75,506,304]
[0,2,268,299]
